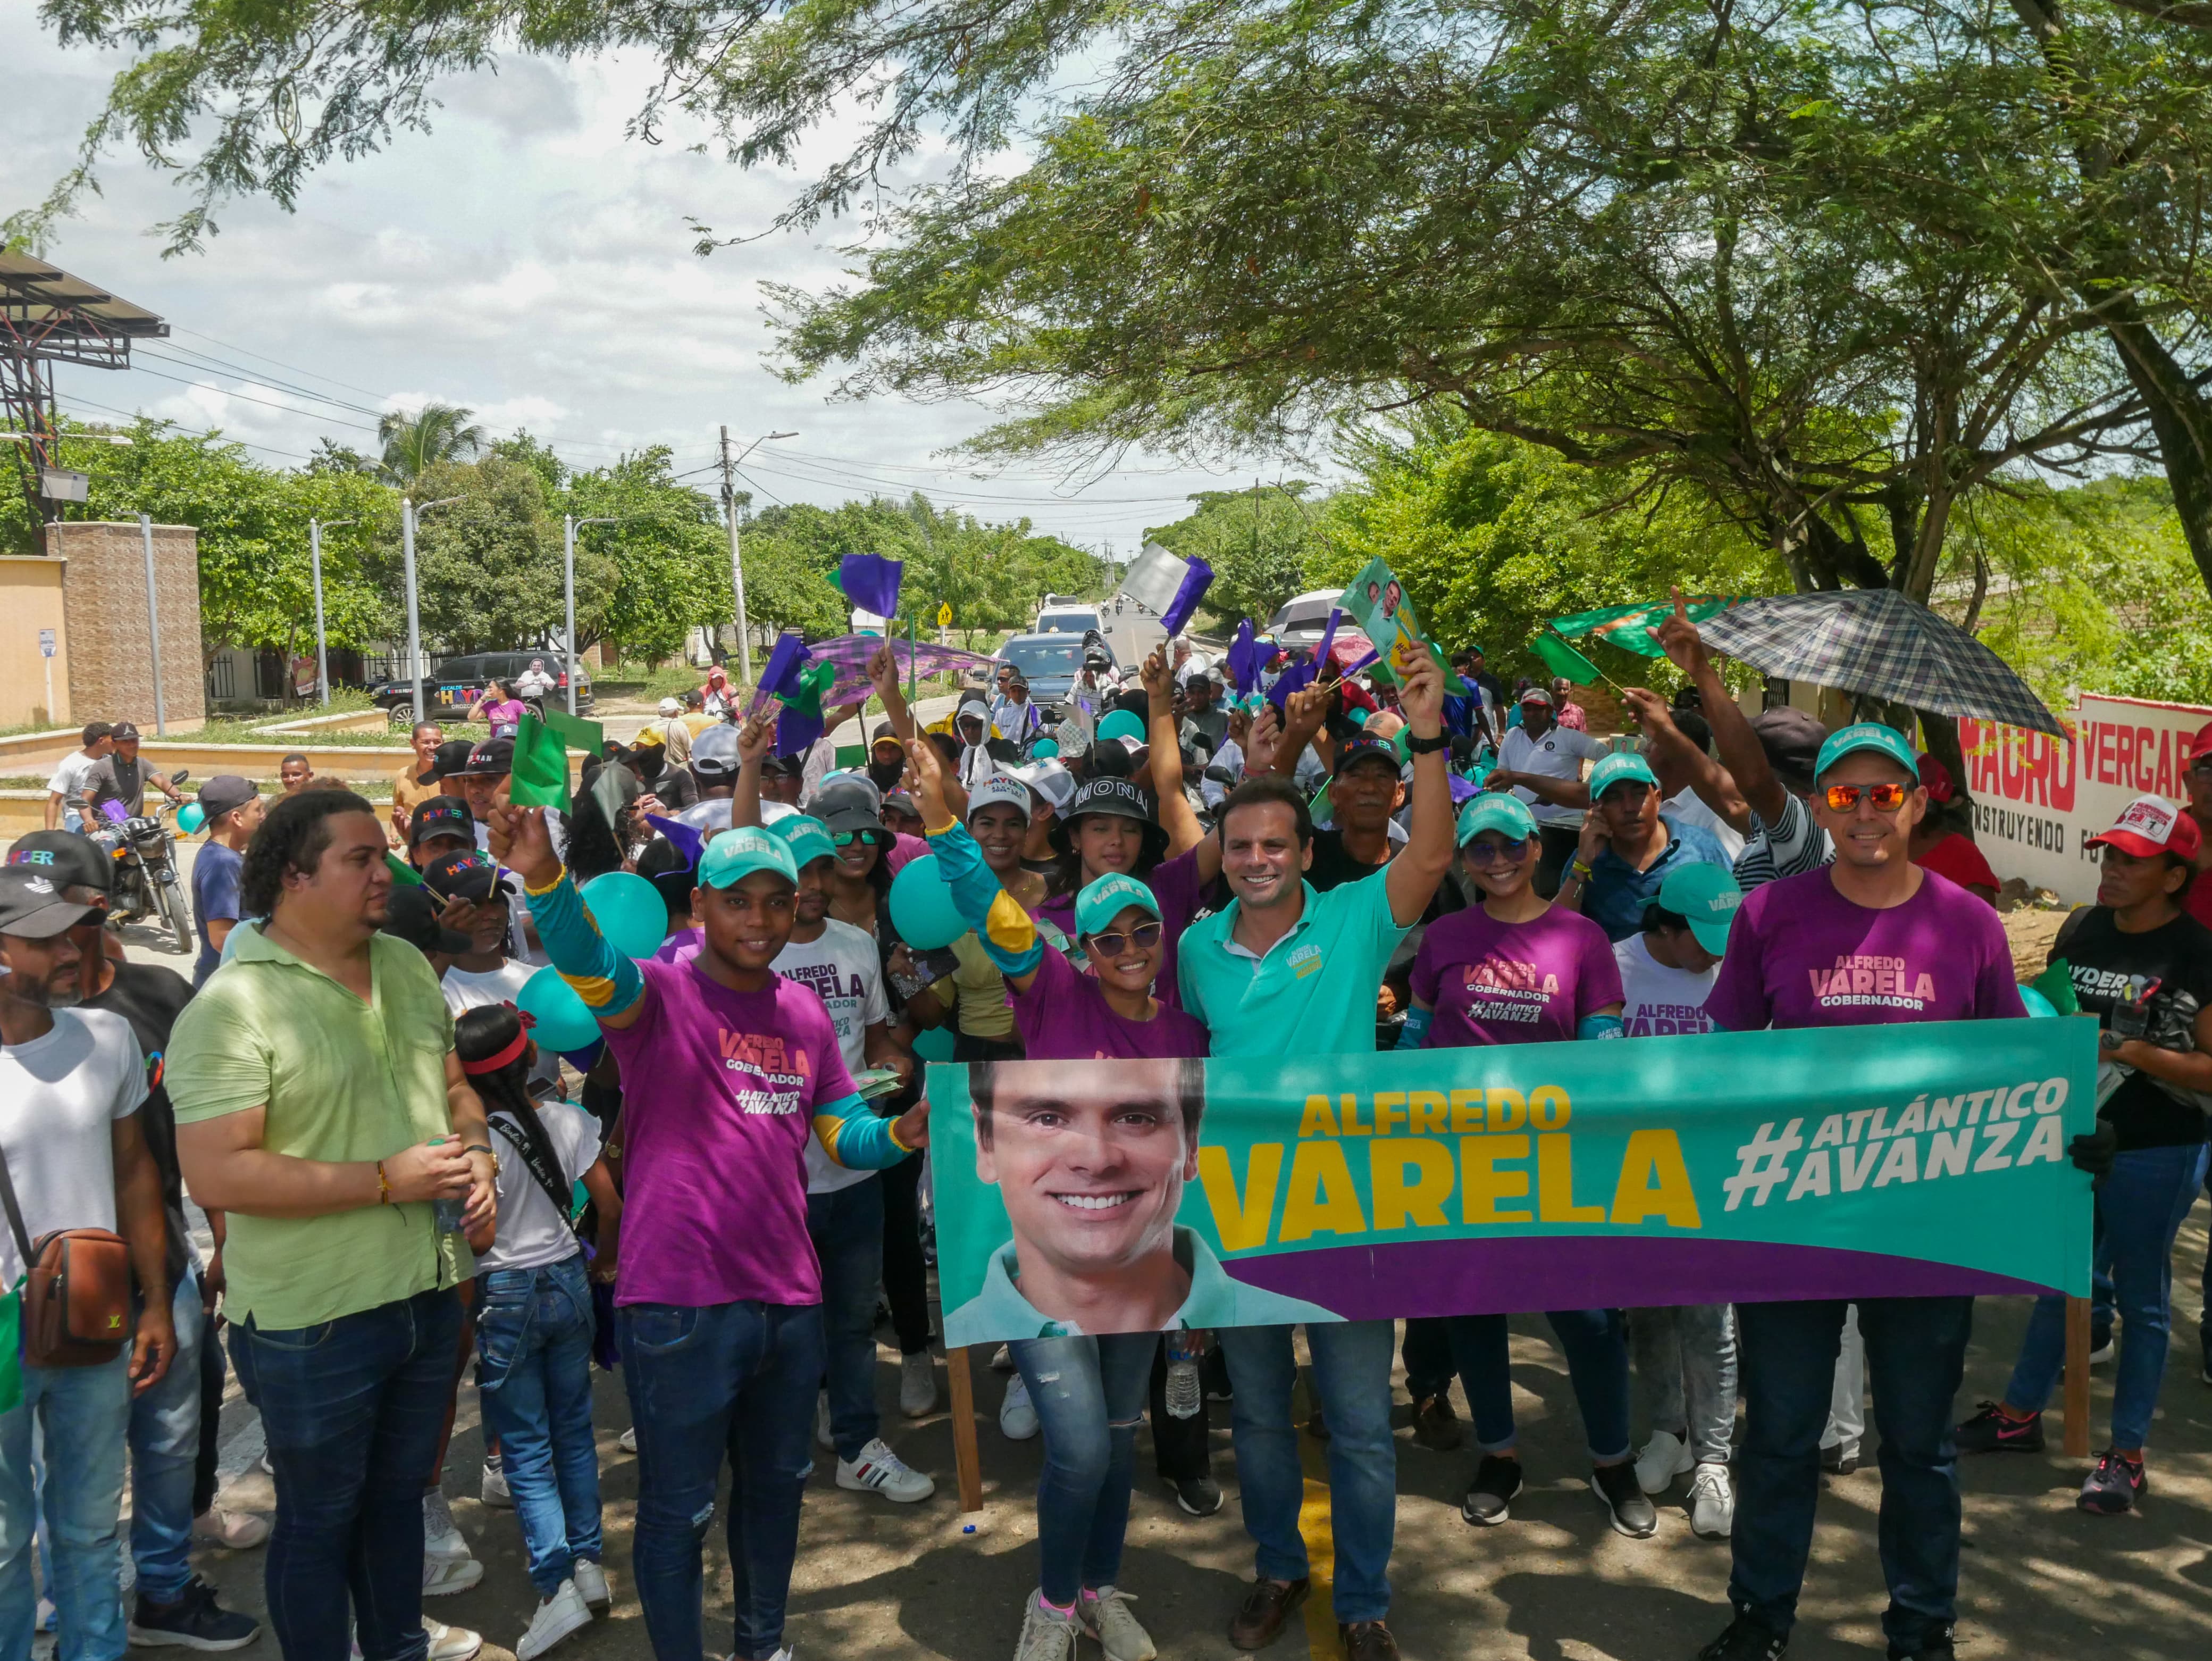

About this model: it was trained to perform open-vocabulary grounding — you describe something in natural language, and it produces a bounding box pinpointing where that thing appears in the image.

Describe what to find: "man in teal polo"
[1178,653,1454,1661]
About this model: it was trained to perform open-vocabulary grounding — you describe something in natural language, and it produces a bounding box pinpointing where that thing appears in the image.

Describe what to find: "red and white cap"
[2190,721,2212,764]
[2088,794,2204,862]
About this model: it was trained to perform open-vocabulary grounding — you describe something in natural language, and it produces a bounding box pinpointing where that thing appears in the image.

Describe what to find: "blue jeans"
[128,1278,208,1606]
[1401,1318,1454,1403]
[1731,1296,1972,1651]
[2005,1140,2208,1451]
[475,1258,602,1598]
[0,1348,131,1661]
[1219,1321,1397,1624]
[805,1178,884,1462]
[617,1300,823,1661]
[1445,1309,1632,1462]
[231,1288,464,1661]
[1009,1334,1155,1606]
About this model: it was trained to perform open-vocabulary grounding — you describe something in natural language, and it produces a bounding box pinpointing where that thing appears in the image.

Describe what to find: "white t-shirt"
[47,750,100,804]
[480,1098,601,1273]
[1612,933,1721,1038]
[776,919,891,1195]
[473,815,564,966]
[442,959,564,1089]
[1497,725,1610,826]
[0,1008,147,1287]
[1662,787,1746,863]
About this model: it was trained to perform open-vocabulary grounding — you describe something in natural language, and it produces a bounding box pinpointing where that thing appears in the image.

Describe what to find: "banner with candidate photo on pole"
[928,1018,2097,1347]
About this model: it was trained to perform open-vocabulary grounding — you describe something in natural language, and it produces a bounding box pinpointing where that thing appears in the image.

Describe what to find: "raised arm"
[1267,681,1333,783]
[1620,685,1752,832]
[1386,655,1456,927]
[730,710,778,830]
[488,803,650,1030]
[1650,590,1783,825]
[909,728,1041,990]
[867,642,915,745]
[1141,646,1209,863]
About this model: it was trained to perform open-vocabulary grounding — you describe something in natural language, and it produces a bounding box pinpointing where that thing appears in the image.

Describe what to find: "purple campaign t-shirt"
[1012,944,1210,1061]
[1705,866,2026,1032]
[601,957,858,1308]
[1036,847,1206,1007]
[1411,904,1623,1047]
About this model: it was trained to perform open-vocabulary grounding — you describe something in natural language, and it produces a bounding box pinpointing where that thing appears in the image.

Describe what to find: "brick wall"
[44,521,207,732]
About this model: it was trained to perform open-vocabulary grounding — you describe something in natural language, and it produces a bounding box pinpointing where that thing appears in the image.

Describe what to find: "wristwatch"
[464,1143,501,1177]
[1403,729,1449,755]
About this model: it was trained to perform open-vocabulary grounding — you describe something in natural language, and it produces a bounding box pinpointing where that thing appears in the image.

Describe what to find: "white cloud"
[3,5,1312,555]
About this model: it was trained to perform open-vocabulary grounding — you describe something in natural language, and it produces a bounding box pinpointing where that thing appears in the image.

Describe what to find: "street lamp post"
[137,514,167,736]
[308,518,358,710]
[401,496,462,724]
[718,428,796,684]
[563,515,619,717]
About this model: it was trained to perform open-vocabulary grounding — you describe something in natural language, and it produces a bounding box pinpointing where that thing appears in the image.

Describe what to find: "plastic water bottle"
[429,1138,465,1234]
[1164,1331,1202,1420]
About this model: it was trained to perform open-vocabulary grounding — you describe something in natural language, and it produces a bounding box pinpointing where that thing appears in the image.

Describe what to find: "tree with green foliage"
[366,452,564,653]
[380,404,485,486]
[1145,485,1320,628]
[564,447,735,662]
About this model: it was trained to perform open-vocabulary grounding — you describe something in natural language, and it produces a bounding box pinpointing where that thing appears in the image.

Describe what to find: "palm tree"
[378,403,485,486]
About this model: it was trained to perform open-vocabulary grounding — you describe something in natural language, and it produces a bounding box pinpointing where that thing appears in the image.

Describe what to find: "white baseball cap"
[967,773,1033,823]
[658,697,682,716]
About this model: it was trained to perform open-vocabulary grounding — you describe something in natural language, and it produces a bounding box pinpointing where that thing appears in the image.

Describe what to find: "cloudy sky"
[6,12,1298,557]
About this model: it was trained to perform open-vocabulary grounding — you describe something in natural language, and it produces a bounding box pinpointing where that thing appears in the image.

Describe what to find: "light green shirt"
[166,925,471,1329]
[943,1226,1337,1347]
[1176,869,1407,1058]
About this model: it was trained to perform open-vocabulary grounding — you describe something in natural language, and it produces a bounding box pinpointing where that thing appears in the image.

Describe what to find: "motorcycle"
[90,768,193,955]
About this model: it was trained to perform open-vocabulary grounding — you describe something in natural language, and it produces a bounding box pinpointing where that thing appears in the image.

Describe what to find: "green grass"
[185,718,483,748]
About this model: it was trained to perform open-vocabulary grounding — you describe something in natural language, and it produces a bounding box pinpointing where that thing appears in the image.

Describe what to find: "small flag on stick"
[509,715,573,812]
[831,554,904,621]
[1121,541,1216,637]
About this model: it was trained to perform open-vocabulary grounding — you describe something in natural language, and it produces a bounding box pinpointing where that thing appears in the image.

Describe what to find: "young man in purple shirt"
[489,807,928,1661]
[1696,723,2030,1661]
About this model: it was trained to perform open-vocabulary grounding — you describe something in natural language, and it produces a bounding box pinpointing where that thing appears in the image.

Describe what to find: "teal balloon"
[581,872,665,960]
[177,803,206,835]
[890,854,969,950]
[2018,986,2058,1019]
[517,967,601,1053]
[1031,738,1060,758]
[912,1025,957,1064]
[1097,710,1146,745]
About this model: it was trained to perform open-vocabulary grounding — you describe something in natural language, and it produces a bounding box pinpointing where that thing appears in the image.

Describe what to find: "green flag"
[1547,597,1732,657]
[385,853,423,887]
[2032,958,2081,1017]
[542,707,604,757]
[1530,631,1604,687]
[510,716,573,812]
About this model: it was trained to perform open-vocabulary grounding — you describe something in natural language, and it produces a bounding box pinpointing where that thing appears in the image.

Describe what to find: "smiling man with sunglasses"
[1695,721,2030,1661]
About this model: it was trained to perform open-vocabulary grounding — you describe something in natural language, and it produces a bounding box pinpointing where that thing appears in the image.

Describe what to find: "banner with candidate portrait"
[927,1019,2097,1345]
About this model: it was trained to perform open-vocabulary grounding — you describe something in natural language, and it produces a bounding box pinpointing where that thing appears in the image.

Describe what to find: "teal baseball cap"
[1455,792,1539,846]
[1656,862,1742,954]
[697,824,799,890]
[1815,721,1918,781]
[1074,872,1160,938]
[1588,750,1660,800]
[767,813,836,871]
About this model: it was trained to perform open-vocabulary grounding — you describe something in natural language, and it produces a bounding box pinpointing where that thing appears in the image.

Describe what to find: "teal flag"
[929,1019,2095,1345]
[1547,597,1733,657]
[1530,630,1604,687]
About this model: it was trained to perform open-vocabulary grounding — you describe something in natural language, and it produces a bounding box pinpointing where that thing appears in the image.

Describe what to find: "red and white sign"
[1957,693,2212,902]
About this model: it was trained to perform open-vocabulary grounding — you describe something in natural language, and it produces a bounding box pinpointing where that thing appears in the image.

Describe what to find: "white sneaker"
[990,1343,1016,1373]
[1079,1586,1157,1661]
[900,1351,938,1417]
[618,1426,638,1454]
[36,1597,54,1634]
[191,1506,271,1550]
[1689,1462,1735,1538]
[1014,1596,1077,1661]
[515,1582,591,1661]
[836,1438,937,1503]
[423,1490,473,1568]
[423,1554,484,1597]
[1001,1375,1039,1440]
[815,1390,835,1452]
[422,1618,482,1661]
[480,1458,513,1509]
[1633,1428,1694,1495]
[572,1559,610,1613]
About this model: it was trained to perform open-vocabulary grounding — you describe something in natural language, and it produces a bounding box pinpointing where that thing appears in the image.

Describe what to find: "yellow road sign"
[937,602,953,628]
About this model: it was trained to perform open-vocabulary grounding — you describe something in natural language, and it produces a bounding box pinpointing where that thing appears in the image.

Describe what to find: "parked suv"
[371,651,595,715]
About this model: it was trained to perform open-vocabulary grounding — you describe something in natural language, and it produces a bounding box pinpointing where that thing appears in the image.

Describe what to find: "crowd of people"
[3,596,2208,1661]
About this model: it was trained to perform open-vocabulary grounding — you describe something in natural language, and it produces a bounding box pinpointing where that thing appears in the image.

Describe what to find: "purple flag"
[644,813,705,870]
[776,705,825,758]
[834,554,904,620]
[1159,556,1215,637]
[749,632,811,716]
[1316,607,1342,665]
[1267,658,1317,711]
[1225,620,1262,696]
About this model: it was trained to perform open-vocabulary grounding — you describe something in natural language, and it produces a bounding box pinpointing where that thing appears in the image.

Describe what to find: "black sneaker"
[128,1577,261,1651]
[1591,1460,1658,1538]
[1955,1400,2045,1454]
[1173,1474,1225,1516]
[1410,1393,1464,1453]
[1461,1454,1523,1525]
[1887,1630,1955,1660]
[1820,1443,1859,1475]
[2079,1448,2144,1515]
[1697,1613,1788,1660]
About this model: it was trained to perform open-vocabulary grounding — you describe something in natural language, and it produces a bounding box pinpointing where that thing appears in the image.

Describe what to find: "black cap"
[196,775,259,821]
[1049,778,1169,863]
[421,848,515,904]
[6,831,113,895]
[822,800,889,841]
[870,723,904,752]
[111,721,141,742]
[0,868,99,938]
[1752,707,1828,794]
[428,739,476,780]
[408,795,475,851]
[1333,734,1402,778]
[379,886,472,957]
[454,738,514,778]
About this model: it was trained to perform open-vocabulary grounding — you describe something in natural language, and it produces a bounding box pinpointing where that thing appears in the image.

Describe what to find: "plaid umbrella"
[1698,588,2064,738]
[801,635,1004,707]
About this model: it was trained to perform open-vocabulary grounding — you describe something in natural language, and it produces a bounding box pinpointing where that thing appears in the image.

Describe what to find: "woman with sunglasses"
[910,720,1204,1661]
[1400,792,1655,1540]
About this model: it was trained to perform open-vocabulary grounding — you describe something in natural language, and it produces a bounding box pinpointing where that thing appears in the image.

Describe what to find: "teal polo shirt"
[1177,867,1406,1057]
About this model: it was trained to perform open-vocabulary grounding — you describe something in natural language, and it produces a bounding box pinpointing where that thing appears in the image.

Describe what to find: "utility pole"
[564,515,619,716]
[718,425,796,685]
[401,496,462,724]
[138,514,167,736]
[308,518,358,710]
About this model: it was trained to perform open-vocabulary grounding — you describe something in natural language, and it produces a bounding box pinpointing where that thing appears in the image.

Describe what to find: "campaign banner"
[929,1020,2095,1346]
[1958,692,2212,904]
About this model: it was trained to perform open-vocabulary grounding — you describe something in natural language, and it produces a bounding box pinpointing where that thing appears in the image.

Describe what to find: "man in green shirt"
[169,790,496,1661]
[1178,654,1454,1661]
